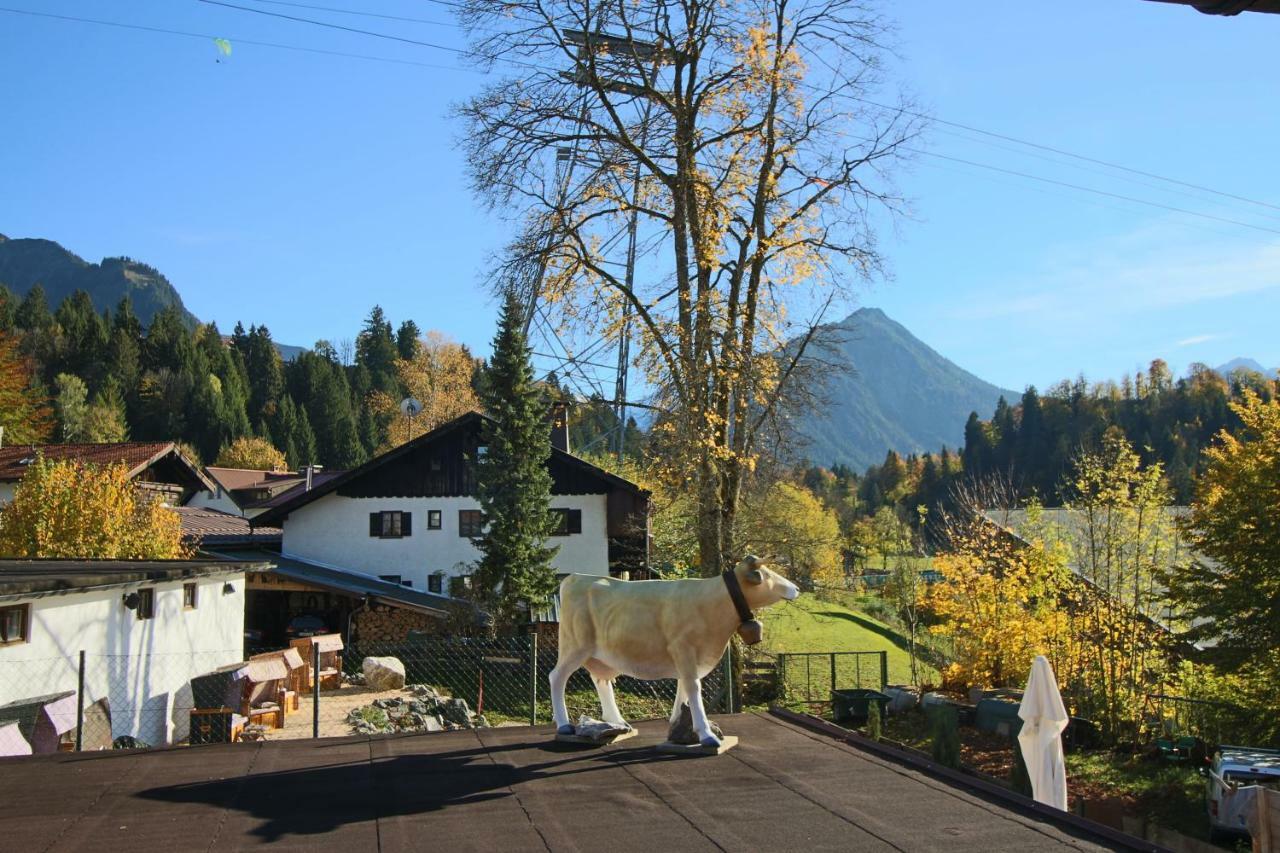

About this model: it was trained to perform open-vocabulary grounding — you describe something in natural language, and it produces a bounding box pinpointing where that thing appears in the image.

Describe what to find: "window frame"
[427,574,443,594]
[550,508,583,536]
[427,509,442,530]
[458,509,484,538]
[0,604,30,645]
[183,582,198,611]
[136,588,155,621]
[369,510,412,539]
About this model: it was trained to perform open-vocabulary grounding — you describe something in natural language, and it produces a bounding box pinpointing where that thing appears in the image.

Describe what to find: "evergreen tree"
[15,284,52,330]
[470,290,559,626]
[83,380,129,442]
[356,305,400,396]
[396,320,421,361]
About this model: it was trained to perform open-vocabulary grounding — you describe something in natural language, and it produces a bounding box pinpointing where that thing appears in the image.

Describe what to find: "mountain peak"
[792,308,1017,470]
[1216,357,1279,380]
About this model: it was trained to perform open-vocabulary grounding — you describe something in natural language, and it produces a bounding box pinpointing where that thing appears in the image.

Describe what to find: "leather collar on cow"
[722,569,763,645]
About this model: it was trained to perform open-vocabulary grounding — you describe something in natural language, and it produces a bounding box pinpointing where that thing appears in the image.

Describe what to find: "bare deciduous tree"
[458,0,920,573]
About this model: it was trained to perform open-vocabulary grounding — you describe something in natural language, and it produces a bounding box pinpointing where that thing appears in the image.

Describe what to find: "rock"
[571,715,630,742]
[423,715,443,732]
[363,656,407,691]
[667,703,722,746]
[440,697,473,727]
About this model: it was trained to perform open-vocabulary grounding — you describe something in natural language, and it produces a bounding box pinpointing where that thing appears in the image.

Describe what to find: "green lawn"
[759,593,936,689]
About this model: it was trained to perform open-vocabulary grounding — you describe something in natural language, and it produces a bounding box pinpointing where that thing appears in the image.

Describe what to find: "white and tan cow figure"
[550,555,800,747]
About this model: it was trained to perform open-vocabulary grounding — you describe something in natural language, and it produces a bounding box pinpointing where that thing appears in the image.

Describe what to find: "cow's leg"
[668,682,687,725]
[585,660,627,727]
[675,659,719,748]
[550,646,591,734]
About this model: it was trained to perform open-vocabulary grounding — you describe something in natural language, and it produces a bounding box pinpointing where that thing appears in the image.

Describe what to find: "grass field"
[759,593,937,688]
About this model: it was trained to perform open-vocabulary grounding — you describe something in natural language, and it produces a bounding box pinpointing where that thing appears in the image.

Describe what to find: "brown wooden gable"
[335,416,621,499]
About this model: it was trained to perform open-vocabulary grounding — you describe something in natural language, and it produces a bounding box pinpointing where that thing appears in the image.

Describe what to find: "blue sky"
[2,0,1278,393]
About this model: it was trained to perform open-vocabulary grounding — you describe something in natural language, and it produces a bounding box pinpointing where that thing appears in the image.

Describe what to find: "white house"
[0,557,270,751]
[254,412,650,597]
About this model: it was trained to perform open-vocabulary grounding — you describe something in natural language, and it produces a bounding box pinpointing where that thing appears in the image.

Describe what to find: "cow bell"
[737,619,764,645]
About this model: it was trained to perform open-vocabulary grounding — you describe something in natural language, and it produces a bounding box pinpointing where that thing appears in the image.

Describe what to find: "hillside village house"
[189,465,341,519]
[248,411,650,639]
[0,441,215,506]
[0,557,269,752]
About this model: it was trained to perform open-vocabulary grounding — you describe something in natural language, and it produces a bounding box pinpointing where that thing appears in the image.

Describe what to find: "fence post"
[879,651,888,689]
[778,654,786,705]
[829,654,837,695]
[75,650,85,752]
[312,642,320,739]
[529,631,538,727]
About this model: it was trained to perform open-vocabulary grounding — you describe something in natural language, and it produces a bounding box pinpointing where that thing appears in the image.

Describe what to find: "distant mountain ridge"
[792,308,1017,470]
[0,233,304,359]
[0,233,199,328]
[1215,357,1278,380]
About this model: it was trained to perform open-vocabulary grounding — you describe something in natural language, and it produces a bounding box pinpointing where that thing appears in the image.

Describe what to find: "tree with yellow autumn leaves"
[0,456,187,559]
[368,331,481,451]
[458,0,918,574]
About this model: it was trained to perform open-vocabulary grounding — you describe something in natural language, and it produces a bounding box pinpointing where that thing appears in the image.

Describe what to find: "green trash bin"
[831,689,891,725]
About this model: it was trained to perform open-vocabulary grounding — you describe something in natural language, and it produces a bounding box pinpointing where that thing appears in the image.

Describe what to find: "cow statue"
[550,555,800,747]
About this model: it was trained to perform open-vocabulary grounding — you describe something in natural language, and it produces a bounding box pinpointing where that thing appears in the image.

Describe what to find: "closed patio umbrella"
[1017,655,1069,810]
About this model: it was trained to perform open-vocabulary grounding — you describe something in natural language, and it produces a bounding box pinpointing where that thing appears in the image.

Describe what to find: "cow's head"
[736,555,800,610]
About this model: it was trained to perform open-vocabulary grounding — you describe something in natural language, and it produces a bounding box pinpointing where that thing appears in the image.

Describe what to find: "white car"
[1205,746,1280,842]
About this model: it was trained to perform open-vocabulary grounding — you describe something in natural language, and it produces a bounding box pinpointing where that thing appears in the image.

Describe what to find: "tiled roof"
[175,506,282,547]
[0,442,176,482]
[204,467,296,492]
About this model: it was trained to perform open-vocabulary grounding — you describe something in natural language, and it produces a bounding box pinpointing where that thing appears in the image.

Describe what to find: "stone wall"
[354,605,442,643]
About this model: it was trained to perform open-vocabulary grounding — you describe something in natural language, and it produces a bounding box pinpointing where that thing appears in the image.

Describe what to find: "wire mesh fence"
[776,651,889,710]
[0,635,732,753]
[0,648,247,753]
[314,635,731,738]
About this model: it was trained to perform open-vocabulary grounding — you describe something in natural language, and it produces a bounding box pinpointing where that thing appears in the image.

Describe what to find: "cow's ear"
[745,568,765,585]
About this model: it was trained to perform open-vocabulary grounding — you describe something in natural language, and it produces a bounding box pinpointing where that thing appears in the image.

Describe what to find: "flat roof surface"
[0,713,1129,852]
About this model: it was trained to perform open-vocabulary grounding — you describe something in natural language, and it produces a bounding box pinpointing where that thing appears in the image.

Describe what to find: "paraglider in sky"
[213,38,231,63]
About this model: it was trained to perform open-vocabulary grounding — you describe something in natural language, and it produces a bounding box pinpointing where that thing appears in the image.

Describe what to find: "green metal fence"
[776,651,889,709]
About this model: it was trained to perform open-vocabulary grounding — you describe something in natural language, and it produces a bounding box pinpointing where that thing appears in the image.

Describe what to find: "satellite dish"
[400,398,423,418]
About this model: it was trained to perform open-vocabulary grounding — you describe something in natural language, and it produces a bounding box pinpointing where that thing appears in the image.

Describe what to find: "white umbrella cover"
[1017,655,1070,810]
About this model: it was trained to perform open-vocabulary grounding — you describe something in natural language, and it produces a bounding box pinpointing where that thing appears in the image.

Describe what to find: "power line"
[833,92,1280,215]
[243,0,459,28]
[0,5,477,72]
[197,0,469,55]
[908,147,1280,237]
[8,5,1278,235]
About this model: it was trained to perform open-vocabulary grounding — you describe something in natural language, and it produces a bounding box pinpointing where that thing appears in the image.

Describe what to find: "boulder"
[363,656,407,691]
[667,703,722,745]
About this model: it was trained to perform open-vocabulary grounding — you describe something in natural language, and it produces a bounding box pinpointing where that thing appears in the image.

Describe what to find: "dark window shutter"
[369,512,381,536]
[401,512,412,536]
[568,509,582,534]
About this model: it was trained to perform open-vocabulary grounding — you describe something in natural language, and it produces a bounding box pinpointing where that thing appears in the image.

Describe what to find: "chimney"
[304,464,323,491]
[549,402,570,453]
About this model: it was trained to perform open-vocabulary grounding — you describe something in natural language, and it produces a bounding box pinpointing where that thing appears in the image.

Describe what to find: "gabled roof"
[0,441,216,493]
[254,411,646,527]
[174,506,282,547]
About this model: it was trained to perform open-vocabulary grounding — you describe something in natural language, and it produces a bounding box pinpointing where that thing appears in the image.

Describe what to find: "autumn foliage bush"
[0,457,188,559]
